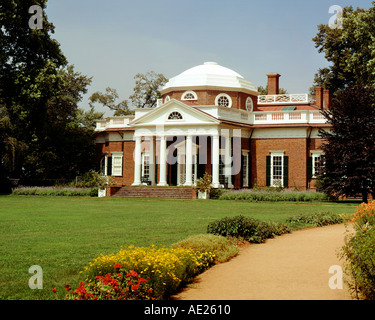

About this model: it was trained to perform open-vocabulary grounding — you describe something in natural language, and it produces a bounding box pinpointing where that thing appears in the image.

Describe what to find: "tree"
[90,71,168,116]
[130,71,167,108]
[318,85,375,203]
[312,3,375,94]
[89,87,132,116]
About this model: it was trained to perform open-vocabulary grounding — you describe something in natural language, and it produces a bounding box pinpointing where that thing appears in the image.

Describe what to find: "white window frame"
[270,151,284,187]
[181,91,197,101]
[245,97,253,112]
[164,95,171,103]
[142,152,150,181]
[242,151,249,187]
[111,152,123,177]
[215,93,232,108]
[311,151,324,178]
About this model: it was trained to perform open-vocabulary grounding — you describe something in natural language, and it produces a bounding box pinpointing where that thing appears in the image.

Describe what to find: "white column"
[212,134,220,188]
[225,133,233,188]
[157,136,168,186]
[132,136,142,185]
[184,135,193,186]
[149,136,156,186]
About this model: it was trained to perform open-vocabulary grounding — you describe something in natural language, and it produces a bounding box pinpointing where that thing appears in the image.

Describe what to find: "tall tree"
[319,85,375,203]
[0,2,103,184]
[312,3,375,94]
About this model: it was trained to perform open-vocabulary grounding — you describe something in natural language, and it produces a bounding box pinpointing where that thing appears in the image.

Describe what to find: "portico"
[131,129,238,189]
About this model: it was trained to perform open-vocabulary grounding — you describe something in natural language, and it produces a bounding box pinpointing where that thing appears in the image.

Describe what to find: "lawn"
[0,195,357,300]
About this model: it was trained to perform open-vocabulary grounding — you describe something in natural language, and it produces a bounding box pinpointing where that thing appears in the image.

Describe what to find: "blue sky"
[46,0,373,115]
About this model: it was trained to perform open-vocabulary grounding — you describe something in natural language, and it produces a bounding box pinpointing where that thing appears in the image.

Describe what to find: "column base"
[157,182,169,187]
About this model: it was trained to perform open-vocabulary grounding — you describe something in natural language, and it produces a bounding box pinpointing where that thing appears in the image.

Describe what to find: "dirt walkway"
[173,223,354,300]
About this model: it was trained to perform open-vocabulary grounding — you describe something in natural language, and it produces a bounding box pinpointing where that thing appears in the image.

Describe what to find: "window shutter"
[112,154,123,176]
[266,156,271,187]
[307,156,313,180]
[107,157,112,176]
[283,156,289,188]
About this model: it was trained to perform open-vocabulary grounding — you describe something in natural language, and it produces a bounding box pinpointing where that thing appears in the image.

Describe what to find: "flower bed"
[82,245,215,299]
[218,189,331,202]
[12,186,98,197]
[63,267,154,300]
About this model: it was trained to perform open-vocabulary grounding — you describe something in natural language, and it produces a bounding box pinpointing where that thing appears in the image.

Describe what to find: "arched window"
[246,97,253,112]
[215,93,232,108]
[168,111,183,120]
[181,91,197,101]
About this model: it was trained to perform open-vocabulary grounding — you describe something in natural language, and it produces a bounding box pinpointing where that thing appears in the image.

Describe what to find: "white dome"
[162,62,257,93]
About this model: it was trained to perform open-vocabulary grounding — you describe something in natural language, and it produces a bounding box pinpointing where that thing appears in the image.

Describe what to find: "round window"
[215,93,232,108]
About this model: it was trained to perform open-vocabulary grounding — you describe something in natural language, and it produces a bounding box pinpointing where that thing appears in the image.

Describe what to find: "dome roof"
[161,62,258,93]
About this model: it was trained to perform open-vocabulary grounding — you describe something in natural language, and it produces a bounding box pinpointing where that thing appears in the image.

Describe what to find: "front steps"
[111,186,197,199]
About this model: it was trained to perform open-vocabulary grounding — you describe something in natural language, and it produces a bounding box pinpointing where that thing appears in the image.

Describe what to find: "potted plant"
[195,173,212,199]
[89,172,115,197]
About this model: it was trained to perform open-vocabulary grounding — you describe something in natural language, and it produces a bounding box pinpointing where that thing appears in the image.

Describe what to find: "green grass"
[0,195,357,300]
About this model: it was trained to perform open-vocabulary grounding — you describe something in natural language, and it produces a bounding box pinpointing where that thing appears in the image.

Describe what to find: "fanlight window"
[168,112,183,120]
[181,91,197,100]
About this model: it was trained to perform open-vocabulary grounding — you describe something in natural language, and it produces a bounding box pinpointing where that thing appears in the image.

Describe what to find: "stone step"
[112,186,197,199]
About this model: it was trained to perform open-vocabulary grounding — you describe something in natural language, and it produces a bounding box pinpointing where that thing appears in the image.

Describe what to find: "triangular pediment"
[129,99,220,126]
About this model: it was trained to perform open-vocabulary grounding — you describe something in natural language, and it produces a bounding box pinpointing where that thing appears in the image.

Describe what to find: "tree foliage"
[90,71,167,116]
[0,1,103,188]
[312,3,375,93]
[319,85,375,203]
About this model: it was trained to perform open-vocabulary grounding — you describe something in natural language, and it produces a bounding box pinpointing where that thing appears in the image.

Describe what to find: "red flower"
[65,285,72,291]
[131,284,140,291]
[114,263,122,270]
[130,270,138,277]
[51,288,57,294]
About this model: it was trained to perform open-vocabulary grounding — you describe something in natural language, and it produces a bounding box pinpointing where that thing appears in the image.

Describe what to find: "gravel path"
[173,223,353,300]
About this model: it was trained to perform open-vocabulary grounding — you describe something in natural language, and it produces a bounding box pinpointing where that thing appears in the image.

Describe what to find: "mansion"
[95,62,331,196]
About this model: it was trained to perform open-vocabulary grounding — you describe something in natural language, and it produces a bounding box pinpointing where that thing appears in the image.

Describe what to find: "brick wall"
[251,138,308,189]
[163,90,257,111]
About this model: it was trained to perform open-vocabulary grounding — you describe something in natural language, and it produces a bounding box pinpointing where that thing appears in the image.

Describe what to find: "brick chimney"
[266,73,281,95]
[315,87,323,109]
[323,89,332,110]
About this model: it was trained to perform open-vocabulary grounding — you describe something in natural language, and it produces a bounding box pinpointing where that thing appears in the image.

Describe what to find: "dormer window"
[246,97,253,112]
[181,91,197,101]
[168,112,183,120]
[215,93,232,108]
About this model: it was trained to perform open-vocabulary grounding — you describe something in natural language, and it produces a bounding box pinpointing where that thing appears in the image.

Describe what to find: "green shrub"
[171,234,240,263]
[287,212,344,227]
[209,188,228,200]
[207,215,291,243]
[339,201,375,300]
[88,188,99,197]
[340,228,375,300]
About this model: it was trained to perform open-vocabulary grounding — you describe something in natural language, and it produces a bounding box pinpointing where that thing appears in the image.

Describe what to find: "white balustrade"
[258,94,310,104]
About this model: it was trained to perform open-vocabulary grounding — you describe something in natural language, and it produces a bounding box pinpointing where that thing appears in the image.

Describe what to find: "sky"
[45,0,373,116]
